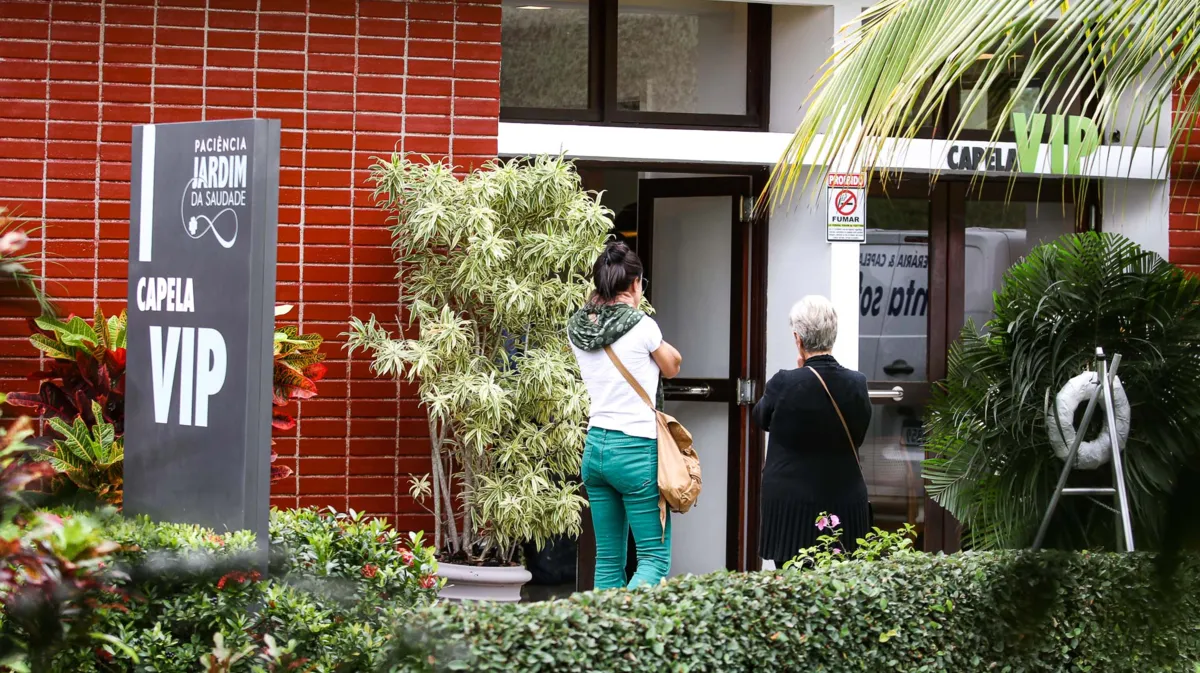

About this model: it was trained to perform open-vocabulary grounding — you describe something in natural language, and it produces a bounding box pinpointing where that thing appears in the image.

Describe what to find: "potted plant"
[346,154,610,601]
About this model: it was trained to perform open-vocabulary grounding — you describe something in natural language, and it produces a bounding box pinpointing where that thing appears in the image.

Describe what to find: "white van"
[858,228,1032,527]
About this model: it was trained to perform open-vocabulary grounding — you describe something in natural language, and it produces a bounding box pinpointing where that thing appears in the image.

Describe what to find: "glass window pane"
[860,196,931,538]
[617,0,747,115]
[962,200,1076,331]
[501,0,590,109]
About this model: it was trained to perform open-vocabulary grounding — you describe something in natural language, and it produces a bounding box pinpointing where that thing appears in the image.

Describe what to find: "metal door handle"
[869,386,905,402]
[883,359,914,376]
[664,384,712,397]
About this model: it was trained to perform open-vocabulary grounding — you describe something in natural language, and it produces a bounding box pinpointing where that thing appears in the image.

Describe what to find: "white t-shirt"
[571,317,663,440]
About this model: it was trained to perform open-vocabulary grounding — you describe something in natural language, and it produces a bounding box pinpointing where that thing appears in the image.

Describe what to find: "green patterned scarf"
[567,302,664,410]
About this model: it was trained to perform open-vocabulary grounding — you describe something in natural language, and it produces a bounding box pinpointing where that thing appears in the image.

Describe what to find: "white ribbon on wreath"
[1046,371,1131,470]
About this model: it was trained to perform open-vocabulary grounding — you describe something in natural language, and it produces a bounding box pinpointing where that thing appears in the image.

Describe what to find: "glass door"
[637,176,756,576]
[862,178,1092,552]
[861,181,940,549]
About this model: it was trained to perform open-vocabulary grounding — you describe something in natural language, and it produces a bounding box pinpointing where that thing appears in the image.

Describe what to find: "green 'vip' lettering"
[1068,115,1100,174]
[1011,113,1100,175]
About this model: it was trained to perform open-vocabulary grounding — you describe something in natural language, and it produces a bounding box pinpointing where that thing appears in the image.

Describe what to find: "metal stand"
[1032,347,1135,552]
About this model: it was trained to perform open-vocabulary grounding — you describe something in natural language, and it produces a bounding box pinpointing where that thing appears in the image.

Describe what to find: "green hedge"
[405,552,1200,672]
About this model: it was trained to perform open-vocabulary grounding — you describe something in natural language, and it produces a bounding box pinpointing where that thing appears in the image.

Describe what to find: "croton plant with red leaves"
[6,304,326,501]
[270,304,328,483]
[6,309,127,436]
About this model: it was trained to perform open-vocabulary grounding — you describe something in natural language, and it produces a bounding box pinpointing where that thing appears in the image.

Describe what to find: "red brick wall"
[1171,85,1200,273]
[0,0,500,533]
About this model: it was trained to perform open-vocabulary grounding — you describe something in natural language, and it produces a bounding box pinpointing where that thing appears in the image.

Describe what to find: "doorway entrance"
[571,167,768,589]
[861,178,1096,551]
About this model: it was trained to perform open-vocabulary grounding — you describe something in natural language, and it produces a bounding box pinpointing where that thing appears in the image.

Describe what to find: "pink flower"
[816,516,829,531]
[399,549,416,566]
[0,230,28,256]
[829,514,840,528]
[832,548,842,555]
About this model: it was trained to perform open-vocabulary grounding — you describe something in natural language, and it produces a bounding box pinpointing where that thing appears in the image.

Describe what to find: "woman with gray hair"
[754,295,872,567]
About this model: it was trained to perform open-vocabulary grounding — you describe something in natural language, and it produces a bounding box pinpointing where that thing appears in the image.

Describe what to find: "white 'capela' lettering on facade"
[136,276,196,313]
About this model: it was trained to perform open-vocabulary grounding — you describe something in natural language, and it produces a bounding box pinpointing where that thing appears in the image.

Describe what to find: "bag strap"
[806,367,861,468]
[603,346,655,410]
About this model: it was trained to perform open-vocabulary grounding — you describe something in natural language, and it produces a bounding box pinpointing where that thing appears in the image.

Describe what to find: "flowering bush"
[18,507,441,672]
[782,512,917,570]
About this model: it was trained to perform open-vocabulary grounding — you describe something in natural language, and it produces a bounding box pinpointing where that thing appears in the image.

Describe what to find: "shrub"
[25,508,440,672]
[7,311,128,506]
[402,552,1200,672]
[346,155,609,564]
[783,512,917,570]
[270,305,328,483]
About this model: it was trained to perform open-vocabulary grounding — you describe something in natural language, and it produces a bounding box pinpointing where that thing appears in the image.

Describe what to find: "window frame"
[500,0,773,130]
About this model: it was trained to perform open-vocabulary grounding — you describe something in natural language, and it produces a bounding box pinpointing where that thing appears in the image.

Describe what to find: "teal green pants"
[582,427,671,590]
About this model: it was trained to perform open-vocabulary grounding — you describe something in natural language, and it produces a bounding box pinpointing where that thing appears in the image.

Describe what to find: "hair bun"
[604,242,627,264]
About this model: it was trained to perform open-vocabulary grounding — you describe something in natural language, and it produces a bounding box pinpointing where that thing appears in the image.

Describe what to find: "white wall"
[1100,64,1173,259]
[768,4,833,133]
[764,183,830,378]
[1103,181,1171,259]
[764,1,860,377]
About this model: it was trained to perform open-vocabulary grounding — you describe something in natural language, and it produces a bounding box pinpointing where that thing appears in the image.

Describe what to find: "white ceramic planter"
[436,561,532,602]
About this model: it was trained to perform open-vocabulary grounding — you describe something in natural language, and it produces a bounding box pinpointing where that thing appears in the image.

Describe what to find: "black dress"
[754,355,872,565]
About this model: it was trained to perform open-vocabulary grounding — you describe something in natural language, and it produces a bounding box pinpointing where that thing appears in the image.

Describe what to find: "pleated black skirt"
[759,492,871,566]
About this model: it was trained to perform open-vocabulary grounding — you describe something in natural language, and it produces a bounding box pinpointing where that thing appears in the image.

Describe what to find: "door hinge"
[737,378,757,405]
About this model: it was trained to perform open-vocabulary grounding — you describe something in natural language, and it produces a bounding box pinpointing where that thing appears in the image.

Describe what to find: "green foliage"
[767,0,1200,207]
[402,552,1200,672]
[924,233,1200,550]
[783,512,917,570]
[36,401,124,507]
[271,305,328,483]
[0,416,120,672]
[0,207,52,316]
[27,508,441,672]
[29,310,127,361]
[346,155,610,563]
[7,309,128,507]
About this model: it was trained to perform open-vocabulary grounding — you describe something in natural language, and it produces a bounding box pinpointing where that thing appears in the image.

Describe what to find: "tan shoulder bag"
[603,346,703,537]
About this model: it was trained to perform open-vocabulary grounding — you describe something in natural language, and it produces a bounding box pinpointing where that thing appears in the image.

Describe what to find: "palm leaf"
[767,0,1200,208]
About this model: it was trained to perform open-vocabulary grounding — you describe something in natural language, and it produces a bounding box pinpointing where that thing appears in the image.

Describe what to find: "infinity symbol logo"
[180,178,240,249]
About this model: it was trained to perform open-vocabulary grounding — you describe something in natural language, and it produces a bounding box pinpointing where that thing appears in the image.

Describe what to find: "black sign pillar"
[125,118,280,560]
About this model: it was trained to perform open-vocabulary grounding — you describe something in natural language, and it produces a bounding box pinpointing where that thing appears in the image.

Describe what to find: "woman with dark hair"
[567,241,682,589]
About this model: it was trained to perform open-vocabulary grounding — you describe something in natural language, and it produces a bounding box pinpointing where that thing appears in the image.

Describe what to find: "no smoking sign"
[827,173,865,242]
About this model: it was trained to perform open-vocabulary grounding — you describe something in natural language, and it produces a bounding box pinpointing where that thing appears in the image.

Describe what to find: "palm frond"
[768,0,1200,208]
